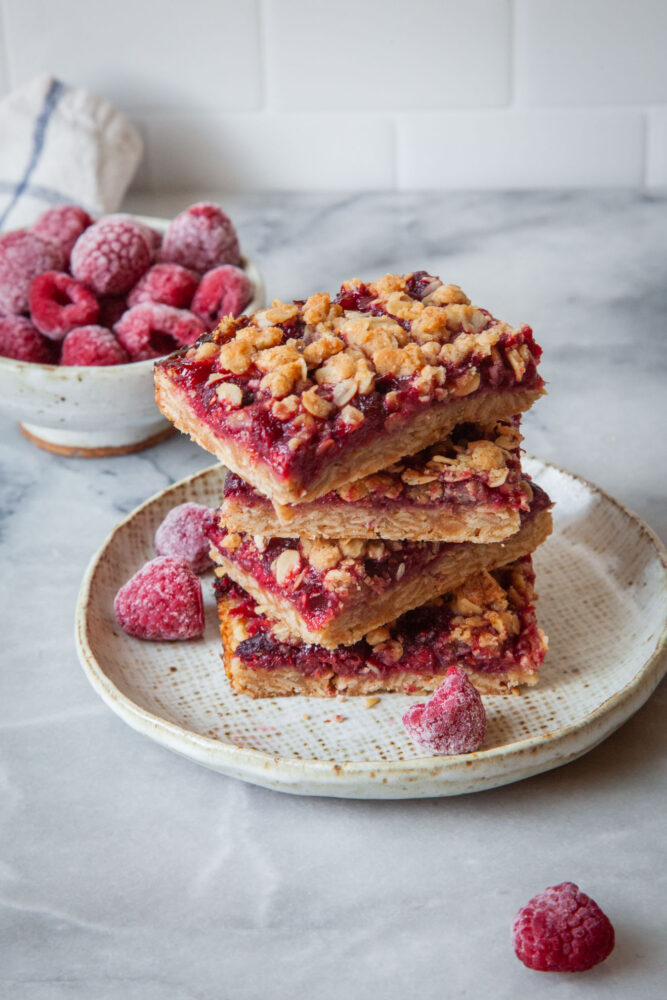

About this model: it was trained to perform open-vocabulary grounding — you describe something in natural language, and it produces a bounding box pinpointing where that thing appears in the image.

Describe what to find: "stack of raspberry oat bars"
[155,272,552,698]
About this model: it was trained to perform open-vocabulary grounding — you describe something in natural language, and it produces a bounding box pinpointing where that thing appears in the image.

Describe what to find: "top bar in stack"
[154,272,545,505]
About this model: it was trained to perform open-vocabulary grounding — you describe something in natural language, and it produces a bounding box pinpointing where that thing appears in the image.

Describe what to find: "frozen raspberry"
[114,556,205,641]
[105,214,162,259]
[70,217,151,295]
[402,666,486,755]
[512,882,615,973]
[28,271,99,339]
[32,205,93,262]
[0,315,57,363]
[0,230,65,315]
[160,202,241,272]
[60,325,129,366]
[114,303,205,361]
[190,265,253,330]
[128,263,199,309]
[97,295,128,328]
[155,502,216,574]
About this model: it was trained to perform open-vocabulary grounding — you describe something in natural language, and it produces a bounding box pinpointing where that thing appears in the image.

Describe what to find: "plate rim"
[75,457,667,788]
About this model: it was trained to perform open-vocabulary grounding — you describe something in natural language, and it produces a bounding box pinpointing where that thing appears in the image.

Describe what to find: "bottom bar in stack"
[214,556,547,698]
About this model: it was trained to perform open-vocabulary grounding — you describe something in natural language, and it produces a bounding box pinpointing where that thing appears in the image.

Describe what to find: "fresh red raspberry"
[32,205,93,262]
[512,882,615,972]
[155,502,216,574]
[0,230,65,315]
[0,315,57,364]
[114,556,205,640]
[402,666,486,754]
[190,265,253,330]
[70,217,151,295]
[128,263,199,309]
[160,202,241,272]
[28,271,99,339]
[97,295,128,328]
[60,325,129,366]
[114,303,205,361]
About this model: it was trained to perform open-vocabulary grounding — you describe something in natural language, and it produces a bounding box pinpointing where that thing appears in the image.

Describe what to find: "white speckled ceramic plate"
[75,458,667,798]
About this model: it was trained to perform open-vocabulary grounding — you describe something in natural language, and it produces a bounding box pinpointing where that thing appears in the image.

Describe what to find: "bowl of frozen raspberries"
[0,203,265,456]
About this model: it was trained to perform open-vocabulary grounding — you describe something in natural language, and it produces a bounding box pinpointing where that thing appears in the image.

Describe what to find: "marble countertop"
[2,192,665,998]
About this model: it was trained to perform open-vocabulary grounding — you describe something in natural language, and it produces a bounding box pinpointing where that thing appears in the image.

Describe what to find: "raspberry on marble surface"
[60,325,129,366]
[29,271,99,339]
[70,217,152,295]
[114,303,205,361]
[0,315,58,363]
[160,202,241,272]
[155,502,216,574]
[512,881,615,973]
[114,557,205,640]
[0,230,65,315]
[190,264,253,330]
[32,205,93,262]
[128,263,199,309]
[402,665,486,754]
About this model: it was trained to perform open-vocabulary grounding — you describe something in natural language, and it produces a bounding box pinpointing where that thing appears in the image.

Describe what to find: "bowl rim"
[0,212,265,377]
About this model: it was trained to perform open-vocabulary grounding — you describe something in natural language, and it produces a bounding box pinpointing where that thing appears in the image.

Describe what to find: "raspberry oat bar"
[154,272,544,505]
[215,556,547,697]
[221,417,530,544]
[208,484,552,649]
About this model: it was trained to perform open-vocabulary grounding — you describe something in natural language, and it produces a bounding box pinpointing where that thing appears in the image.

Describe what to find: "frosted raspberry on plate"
[402,665,487,754]
[154,272,545,506]
[114,557,205,641]
[214,557,547,697]
[207,485,552,649]
[220,417,531,544]
[155,502,216,574]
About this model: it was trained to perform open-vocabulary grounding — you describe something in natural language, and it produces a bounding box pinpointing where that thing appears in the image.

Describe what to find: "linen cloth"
[0,75,143,231]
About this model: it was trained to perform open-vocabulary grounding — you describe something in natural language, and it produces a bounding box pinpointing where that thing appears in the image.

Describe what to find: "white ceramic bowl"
[0,215,265,457]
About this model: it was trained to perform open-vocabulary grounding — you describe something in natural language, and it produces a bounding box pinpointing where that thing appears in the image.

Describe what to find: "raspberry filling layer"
[216,556,546,683]
[157,273,544,488]
[223,418,529,515]
[209,483,550,633]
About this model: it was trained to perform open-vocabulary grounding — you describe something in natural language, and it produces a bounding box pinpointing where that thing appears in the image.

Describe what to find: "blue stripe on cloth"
[0,79,66,230]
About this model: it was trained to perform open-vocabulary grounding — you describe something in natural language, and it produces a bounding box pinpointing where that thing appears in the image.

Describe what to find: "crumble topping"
[161,272,542,445]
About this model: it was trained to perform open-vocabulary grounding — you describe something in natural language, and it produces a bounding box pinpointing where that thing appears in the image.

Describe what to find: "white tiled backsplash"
[0,0,665,190]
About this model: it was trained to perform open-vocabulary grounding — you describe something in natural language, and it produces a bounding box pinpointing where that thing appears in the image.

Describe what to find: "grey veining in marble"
[1,192,666,999]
